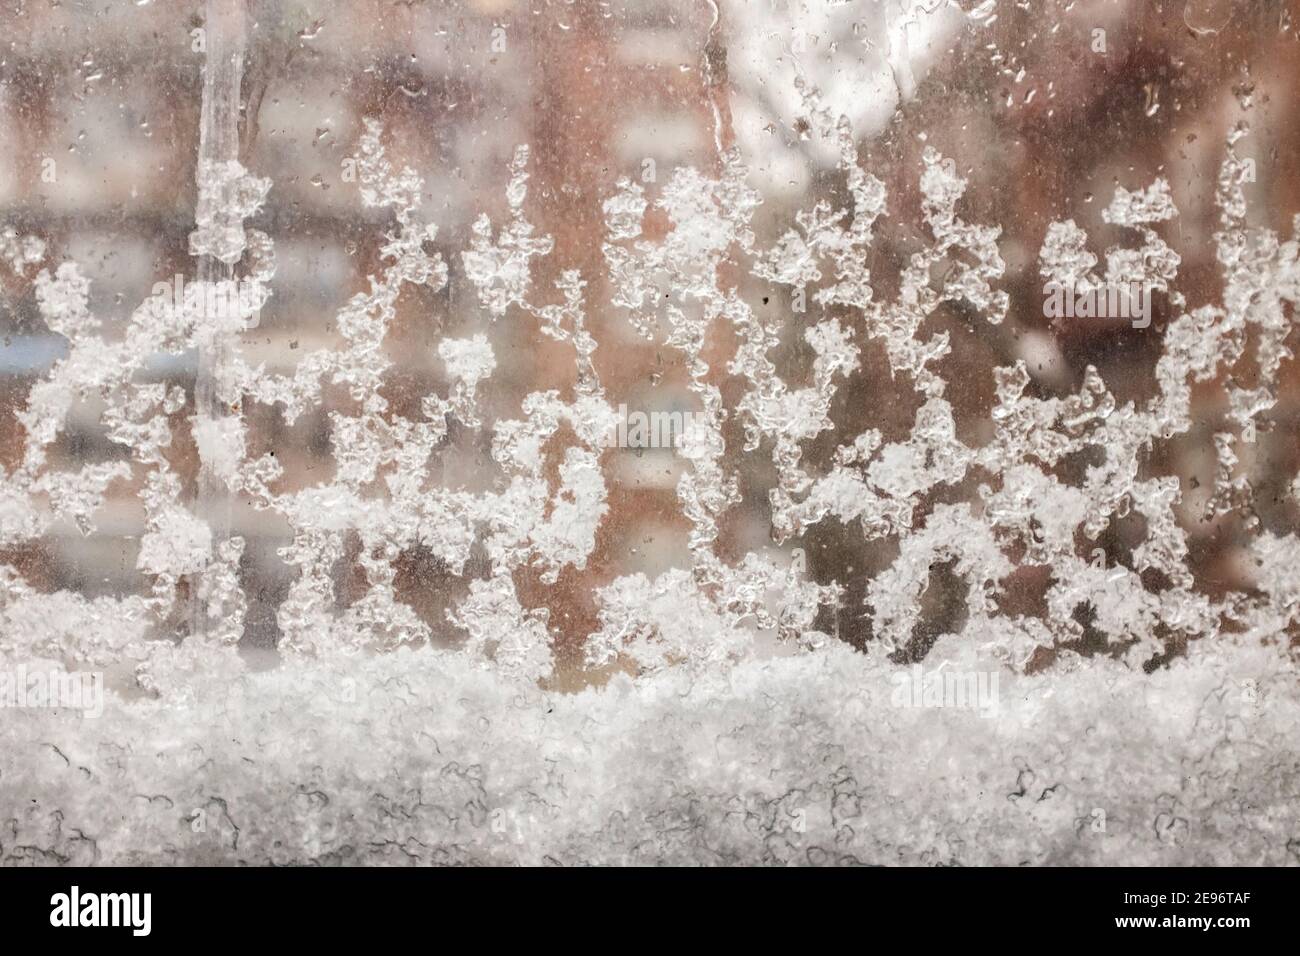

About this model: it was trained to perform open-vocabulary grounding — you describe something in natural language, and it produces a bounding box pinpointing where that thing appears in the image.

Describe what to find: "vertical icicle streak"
[191,0,246,639]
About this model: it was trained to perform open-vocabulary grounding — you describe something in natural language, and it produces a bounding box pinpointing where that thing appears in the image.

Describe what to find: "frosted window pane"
[0,0,1296,865]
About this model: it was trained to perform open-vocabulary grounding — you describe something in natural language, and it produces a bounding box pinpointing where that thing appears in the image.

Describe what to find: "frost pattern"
[2,16,1298,864]
[5,114,1299,689]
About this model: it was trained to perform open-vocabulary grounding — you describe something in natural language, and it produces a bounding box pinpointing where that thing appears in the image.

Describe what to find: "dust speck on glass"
[0,0,1297,865]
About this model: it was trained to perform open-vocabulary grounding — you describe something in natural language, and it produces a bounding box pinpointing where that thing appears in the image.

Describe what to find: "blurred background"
[1,0,1297,682]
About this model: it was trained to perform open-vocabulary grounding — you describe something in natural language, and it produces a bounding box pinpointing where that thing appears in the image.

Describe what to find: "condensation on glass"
[0,0,1297,865]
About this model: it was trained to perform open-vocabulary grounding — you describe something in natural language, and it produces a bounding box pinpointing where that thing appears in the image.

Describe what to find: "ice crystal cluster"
[2,34,1298,865]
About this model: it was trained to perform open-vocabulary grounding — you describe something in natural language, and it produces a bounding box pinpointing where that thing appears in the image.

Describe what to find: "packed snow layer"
[2,638,1295,866]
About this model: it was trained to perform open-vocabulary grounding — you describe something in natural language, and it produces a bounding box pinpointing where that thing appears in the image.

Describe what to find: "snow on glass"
[0,1,1297,865]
